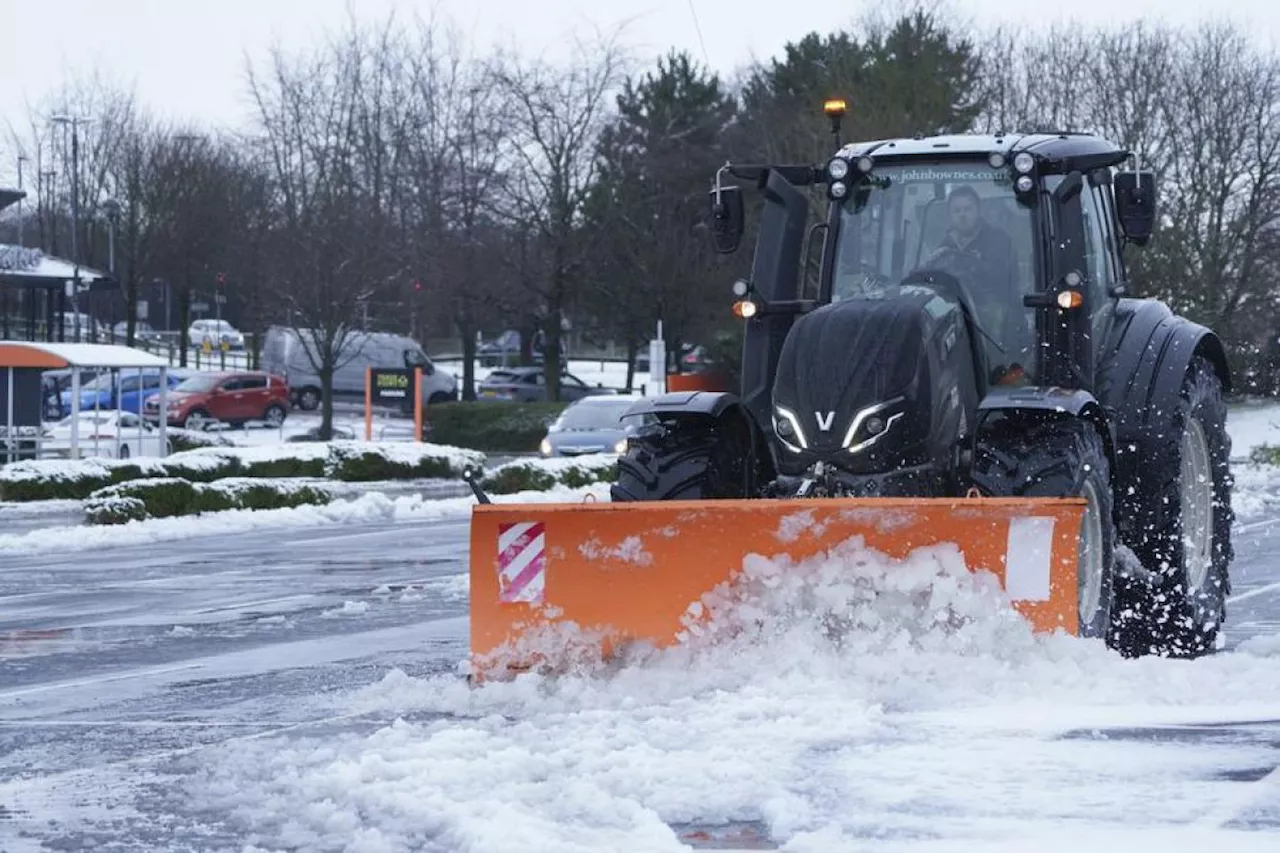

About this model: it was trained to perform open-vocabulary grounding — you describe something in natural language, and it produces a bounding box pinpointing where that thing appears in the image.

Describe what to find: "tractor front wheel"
[611,410,759,502]
[970,418,1116,641]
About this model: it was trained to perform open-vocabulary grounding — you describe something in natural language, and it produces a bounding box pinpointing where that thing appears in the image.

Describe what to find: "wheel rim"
[186,413,207,430]
[1078,479,1105,627]
[1180,419,1214,593]
[266,407,284,426]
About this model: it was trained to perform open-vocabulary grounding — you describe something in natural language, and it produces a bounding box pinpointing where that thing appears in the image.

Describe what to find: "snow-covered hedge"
[84,477,334,525]
[0,441,488,502]
[481,453,618,495]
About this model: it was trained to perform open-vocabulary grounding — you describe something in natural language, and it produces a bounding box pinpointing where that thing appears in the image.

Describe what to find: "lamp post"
[16,154,26,248]
[102,198,120,274]
[50,114,92,342]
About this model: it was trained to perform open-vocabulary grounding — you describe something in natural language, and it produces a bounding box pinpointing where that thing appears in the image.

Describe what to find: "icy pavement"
[1,458,1280,849]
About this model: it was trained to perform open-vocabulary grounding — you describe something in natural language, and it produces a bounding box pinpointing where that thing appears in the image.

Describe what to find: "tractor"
[606,104,1233,659]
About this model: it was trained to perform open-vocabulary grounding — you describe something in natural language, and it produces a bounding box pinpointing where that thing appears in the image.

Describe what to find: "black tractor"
[611,115,1234,659]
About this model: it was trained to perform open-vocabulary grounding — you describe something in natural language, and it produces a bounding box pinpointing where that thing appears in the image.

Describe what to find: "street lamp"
[50,114,92,342]
[102,198,121,273]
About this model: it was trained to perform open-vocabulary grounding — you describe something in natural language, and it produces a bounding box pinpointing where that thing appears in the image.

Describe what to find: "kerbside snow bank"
[189,537,1280,852]
[0,484,610,555]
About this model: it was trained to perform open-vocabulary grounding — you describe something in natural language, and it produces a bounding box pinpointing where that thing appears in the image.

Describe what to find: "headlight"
[827,157,849,180]
[829,181,848,199]
[773,405,808,452]
[539,438,552,456]
[1015,175,1034,193]
[1013,152,1035,174]
[613,438,628,454]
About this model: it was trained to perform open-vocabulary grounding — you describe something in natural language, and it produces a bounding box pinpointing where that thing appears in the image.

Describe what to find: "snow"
[186,534,1280,852]
[1227,399,1280,459]
[0,484,610,555]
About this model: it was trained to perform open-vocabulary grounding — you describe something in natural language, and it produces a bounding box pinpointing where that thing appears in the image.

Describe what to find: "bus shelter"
[0,342,170,462]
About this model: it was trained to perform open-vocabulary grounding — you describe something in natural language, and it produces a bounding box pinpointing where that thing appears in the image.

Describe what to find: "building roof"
[0,243,113,290]
[0,342,170,370]
[0,188,25,212]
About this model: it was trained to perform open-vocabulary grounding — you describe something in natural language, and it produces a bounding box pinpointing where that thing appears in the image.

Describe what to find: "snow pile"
[187,536,1280,851]
[0,483,610,554]
[481,452,617,494]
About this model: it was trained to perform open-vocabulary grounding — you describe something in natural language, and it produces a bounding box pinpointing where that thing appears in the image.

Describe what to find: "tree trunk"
[625,339,638,392]
[458,316,478,402]
[320,361,335,440]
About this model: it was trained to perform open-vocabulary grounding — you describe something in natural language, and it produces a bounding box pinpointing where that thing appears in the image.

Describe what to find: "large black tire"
[1122,356,1233,658]
[969,418,1116,640]
[611,411,759,501]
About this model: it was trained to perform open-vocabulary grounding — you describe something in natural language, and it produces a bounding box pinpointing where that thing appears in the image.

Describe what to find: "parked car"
[40,411,172,459]
[57,369,196,419]
[260,325,457,411]
[142,370,290,430]
[539,394,649,457]
[112,321,167,347]
[478,367,616,402]
[55,311,109,342]
[188,319,246,350]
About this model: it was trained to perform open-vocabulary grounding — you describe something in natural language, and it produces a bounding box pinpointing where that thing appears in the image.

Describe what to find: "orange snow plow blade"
[469,497,1086,679]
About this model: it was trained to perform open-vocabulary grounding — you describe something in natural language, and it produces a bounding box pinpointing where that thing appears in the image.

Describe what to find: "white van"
[260,326,457,411]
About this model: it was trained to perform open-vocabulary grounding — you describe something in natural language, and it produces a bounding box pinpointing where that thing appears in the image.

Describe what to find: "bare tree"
[489,30,628,400]
[247,14,411,437]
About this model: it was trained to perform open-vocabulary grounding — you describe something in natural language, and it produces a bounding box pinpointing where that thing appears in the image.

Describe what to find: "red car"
[143,371,291,430]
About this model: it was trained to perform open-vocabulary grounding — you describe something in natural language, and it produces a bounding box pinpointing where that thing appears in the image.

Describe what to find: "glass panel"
[832,160,1036,378]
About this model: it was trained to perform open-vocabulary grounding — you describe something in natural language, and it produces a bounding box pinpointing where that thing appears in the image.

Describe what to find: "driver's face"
[949,195,979,236]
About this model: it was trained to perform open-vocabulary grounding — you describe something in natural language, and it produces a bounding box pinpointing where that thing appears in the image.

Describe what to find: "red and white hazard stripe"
[497,521,546,604]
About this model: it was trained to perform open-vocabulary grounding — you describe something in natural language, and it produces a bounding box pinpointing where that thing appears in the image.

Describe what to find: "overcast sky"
[2,0,1278,184]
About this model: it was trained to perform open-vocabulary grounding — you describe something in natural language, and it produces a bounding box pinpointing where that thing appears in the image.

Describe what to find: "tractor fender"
[620,391,778,490]
[977,385,1116,467]
[1098,298,1231,437]
[1096,299,1231,488]
[621,390,744,421]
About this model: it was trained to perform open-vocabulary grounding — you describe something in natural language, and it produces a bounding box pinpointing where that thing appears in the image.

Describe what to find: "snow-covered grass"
[1227,398,1280,459]
[186,533,1280,852]
[0,483,610,555]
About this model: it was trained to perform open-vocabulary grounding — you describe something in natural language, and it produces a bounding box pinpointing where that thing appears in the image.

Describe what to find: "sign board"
[136,300,149,321]
[191,301,209,312]
[370,368,414,404]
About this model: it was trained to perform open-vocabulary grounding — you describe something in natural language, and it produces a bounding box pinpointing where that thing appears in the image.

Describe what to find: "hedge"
[1251,444,1280,465]
[84,477,335,525]
[0,441,487,502]
[481,453,618,495]
[425,401,569,452]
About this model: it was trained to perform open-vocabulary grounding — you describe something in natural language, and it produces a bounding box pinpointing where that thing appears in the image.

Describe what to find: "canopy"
[0,342,170,370]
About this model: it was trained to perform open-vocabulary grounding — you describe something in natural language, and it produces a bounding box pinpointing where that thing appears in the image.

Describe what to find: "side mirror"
[1114,170,1157,246]
[708,185,745,255]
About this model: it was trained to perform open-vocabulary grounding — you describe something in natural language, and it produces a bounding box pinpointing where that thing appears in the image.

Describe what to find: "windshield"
[555,400,636,430]
[174,375,219,393]
[831,160,1037,379]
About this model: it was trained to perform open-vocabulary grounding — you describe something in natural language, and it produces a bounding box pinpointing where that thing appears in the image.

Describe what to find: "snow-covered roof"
[0,243,111,285]
[0,342,170,369]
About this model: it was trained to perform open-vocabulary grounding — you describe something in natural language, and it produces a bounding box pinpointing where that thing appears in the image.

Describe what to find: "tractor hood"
[770,290,979,476]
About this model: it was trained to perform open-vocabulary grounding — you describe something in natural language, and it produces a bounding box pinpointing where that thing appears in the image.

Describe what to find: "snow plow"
[468,108,1235,679]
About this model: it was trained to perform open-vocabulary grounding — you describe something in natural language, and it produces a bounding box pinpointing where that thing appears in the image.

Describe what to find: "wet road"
[0,503,1278,850]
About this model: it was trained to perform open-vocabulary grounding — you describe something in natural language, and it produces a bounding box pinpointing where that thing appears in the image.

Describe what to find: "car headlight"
[540,438,552,456]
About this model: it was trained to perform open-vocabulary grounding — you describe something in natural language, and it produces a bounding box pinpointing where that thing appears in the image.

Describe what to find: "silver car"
[540,394,649,457]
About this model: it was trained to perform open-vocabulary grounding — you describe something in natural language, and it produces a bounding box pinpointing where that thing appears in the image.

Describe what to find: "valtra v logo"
[815,411,836,432]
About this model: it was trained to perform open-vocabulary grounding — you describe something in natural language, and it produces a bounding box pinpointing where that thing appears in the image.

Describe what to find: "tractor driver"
[926,184,1027,383]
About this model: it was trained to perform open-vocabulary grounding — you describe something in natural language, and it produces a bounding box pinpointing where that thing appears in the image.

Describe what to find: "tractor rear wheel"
[1124,356,1233,658]
[969,418,1116,640]
[611,411,758,501]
